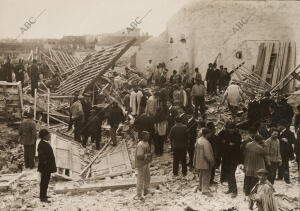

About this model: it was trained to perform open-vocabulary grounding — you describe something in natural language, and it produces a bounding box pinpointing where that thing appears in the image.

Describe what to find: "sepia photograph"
[0,0,299,210]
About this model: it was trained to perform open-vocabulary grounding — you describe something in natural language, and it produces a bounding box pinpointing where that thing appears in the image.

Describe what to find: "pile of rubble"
[0,123,23,174]
[0,94,299,211]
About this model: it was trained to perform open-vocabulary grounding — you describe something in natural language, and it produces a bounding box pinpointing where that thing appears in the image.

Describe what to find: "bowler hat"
[257,169,268,175]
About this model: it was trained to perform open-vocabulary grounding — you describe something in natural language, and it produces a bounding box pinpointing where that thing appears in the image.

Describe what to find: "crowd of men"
[16,57,299,208]
[131,59,299,209]
[0,57,50,96]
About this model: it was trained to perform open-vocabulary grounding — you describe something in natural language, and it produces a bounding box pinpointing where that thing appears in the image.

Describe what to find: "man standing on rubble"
[3,57,13,82]
[222,81,244,121]
[30,59,39,97]
[218,121,242,198]
[191,78,206,119]
[145,59,153,86]
[16,59,24,86]
[130,86,143,116]
[278,125,295,184]
[243,134,269,198]
[145,91,159,117]
[135,131,152,200]
[206,122,220,184]
[205,63,213,94]
[219,65,227,92]
[69,95,85,143]
[107,102,125,146]
[210,63,218,95]
[19,112,37,169]
[264,127,282,184]
[81,93,92,125]
[193,128,215,196]
[169,116,189,177]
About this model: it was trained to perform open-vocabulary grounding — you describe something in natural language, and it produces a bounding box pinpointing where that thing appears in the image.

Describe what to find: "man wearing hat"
[3,57,13,82]
[19,112,37,169]
[243,134,269,197]
[69,94,84,143]
[264,127,282,184]
[193,128,215,196]
[249,169,278,210]
[145,90,159,117]
[191,77,206,119]
[207,122,220,184]
[30,59,39,97]
[106,102,125,146]
[219,65,227,91]
[81,93,92,125]
[218,121,242,198]
[169,116,189,176]
[205,63,213,94]
[135,131,152,200]
[159,68,168,87]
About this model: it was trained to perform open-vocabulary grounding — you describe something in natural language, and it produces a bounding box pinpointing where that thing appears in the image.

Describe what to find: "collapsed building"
[0,0,299,210]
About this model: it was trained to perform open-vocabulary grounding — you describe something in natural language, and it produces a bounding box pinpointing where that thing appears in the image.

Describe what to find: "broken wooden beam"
[0,172,26,191]
[79,139,111,176]
[54,176,167,194]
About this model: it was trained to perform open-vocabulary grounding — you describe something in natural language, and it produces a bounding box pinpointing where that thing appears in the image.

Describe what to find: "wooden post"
[47,88,50,127]
[92,84,95,106]
[34,88,37,120]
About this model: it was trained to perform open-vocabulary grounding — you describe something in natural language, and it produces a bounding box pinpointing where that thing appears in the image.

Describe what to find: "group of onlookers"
[133,59,299,210]
[0,57,50,96]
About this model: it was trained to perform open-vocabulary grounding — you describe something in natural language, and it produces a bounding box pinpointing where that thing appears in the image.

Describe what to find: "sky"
[0,0,189,39]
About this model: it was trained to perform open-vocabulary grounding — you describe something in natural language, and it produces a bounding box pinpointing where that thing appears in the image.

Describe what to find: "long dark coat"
[38,140,57,173]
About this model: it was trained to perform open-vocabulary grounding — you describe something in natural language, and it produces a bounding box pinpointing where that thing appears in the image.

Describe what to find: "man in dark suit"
[19,113,37,169]
[3,57,13,82]
[38,129,56,203]
[169,116,189,176]
[30,59,39,97]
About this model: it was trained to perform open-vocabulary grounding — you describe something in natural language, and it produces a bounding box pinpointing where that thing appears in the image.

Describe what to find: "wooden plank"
[287,42,296,92]
[79,140,111,176]
[260,42,274,86]
[272,42,285,86]
[0,81,22,86]
[0,88,19,94]
[0,172,25,191]
[277,42,289,83]
[54,176,167,194]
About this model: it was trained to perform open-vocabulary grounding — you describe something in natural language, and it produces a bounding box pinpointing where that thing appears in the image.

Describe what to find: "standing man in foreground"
[169,116,189,177]
[135,131,152,200]
[193,128,215,196]
[218,121,242,198]
[264,128,282,184]
[37,129,57,203]
[19,113,37,169]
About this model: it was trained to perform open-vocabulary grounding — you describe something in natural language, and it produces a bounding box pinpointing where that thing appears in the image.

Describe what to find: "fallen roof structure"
[41,49,82,81]
[56,38,136,95]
